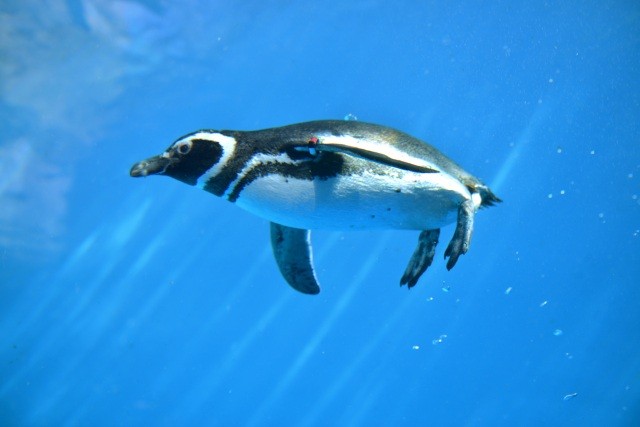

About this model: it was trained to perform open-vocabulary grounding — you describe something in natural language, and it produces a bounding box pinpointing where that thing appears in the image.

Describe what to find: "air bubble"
[539,300,548,307]
[505,286,513,295]
[412,345,420,350]
[344,113,358,121]
[553,329,563,336]
[563,392,578,401]
[442,285,450,293]
[432,334,448,345]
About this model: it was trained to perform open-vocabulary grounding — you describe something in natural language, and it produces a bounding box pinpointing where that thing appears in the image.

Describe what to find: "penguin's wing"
[314,138,439,174]
[270,222,320,295]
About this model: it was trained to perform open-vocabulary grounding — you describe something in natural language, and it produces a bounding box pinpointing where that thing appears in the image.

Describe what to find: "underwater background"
[1,1,639,426]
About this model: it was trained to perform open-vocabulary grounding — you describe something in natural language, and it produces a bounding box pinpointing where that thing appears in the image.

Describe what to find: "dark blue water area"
[1,1,639,426]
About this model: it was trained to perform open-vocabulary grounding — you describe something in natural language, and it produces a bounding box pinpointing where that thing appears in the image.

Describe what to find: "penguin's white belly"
[235,169,470,230]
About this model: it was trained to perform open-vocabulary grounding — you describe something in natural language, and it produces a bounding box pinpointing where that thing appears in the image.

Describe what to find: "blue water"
[1,1,639,426]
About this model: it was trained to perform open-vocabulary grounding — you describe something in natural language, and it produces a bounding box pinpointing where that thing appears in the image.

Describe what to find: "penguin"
[130,120,501,295]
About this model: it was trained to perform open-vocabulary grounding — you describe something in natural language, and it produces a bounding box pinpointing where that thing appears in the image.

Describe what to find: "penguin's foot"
[400,229,440,288]
[444,199,475,270]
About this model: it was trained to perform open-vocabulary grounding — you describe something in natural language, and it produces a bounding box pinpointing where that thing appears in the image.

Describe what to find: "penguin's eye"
[177,142,191,155]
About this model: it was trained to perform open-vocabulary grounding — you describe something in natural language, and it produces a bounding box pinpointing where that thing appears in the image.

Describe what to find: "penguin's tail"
[476,184,502,208]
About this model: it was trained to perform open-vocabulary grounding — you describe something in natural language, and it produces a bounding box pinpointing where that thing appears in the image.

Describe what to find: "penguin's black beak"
[130,155,173,177]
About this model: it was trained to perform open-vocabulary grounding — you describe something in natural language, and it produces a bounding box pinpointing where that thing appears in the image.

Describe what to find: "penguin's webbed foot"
[400,229,440,288]
[444,199,475,270]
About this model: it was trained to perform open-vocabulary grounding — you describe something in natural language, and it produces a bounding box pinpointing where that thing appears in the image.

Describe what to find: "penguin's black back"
[228,120,499,207]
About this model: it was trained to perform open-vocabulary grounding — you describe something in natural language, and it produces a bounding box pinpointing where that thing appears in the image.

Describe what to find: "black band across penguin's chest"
[228,153,345,202]
[204,151,347,202]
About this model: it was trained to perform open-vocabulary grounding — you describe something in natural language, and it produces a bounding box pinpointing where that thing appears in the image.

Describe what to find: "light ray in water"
[148,242,275,398]
[490,103,549,194]
[299,291,416,427]
[0,197,154,403]
[174,231,344,421]
[41,230,212,423]
[180,290,294,421]
[1,229,100,348]
[246,232,393,427]
[298,106,551,425]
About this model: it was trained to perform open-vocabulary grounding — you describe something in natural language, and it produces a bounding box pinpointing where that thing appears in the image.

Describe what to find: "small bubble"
[505,286,513,295]
[590,150,595,155]
[426,296,434,302]
[538,99,543,104]
[553,329,563,336]
[548,193,553,199]
[565,352,573,359]
[556,147,562,154]
[432,334,448,345]
[633,230,639,237]
[560,190,565,195]
[628,173,634,178]
[412,345,420,350]
[442,285,450,293]
[549,78,554,83]
[563,392,578,401]
[539,300,548,307]
[632,195,638,200]
[598,213,605,219]
[344,113,358,121]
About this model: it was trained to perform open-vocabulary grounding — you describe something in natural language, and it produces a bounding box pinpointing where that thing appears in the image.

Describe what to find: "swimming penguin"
[130,120,500,294]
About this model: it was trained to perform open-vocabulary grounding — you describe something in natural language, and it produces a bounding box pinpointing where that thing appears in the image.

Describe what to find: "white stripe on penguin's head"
[189,132,237,188]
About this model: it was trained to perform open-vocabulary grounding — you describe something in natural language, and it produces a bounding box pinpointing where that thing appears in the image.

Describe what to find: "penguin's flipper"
[315,140,439,174]
[400,229,440,288]
[270,222,320,295]
[444,199,475,270]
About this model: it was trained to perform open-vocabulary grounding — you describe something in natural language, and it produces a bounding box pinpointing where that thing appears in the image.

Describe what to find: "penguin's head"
[130,131,236,186]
